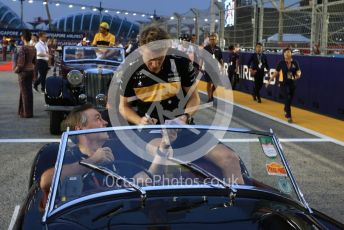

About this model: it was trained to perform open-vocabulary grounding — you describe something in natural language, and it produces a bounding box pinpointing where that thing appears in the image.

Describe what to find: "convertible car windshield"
[49,126,299,212]
[63,46,125,63]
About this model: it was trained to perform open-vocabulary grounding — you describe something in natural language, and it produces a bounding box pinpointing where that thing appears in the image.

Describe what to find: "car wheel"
[50,111,65,135]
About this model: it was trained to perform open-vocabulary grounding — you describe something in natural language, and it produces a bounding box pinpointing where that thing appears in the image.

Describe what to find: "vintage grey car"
[45,45,125,134]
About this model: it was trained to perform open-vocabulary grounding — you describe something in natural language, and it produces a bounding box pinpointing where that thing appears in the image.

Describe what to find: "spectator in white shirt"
[33,32,50,93]
[29,35,38,46]
[77,37,90,46]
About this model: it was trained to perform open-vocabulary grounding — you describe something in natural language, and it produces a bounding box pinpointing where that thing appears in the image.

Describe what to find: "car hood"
[45,187,343,230]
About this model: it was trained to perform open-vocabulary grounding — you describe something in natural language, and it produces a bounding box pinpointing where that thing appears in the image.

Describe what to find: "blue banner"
[222,52,344,120]
[0,28,83,40]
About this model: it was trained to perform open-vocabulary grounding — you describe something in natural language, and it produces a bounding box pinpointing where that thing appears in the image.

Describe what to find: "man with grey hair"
[39,104,168,209]
[39,104,114,207]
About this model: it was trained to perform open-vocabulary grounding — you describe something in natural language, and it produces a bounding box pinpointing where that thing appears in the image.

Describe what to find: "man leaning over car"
[118,26,244,185]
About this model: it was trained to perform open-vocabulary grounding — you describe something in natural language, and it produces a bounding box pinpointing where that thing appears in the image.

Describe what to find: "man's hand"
[266,71,277,88]
[176,114,189,124]
[250,68,257,76]
[295,70,301,79]
[265,77,272,88]
[88,147,114,165]
[139,116,158,125]
[161,128,178,147]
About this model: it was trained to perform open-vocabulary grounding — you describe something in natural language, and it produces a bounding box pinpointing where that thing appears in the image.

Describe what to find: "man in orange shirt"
[92,22,115,46]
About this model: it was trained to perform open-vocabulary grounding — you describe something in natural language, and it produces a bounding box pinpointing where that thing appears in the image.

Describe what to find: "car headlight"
[67,70,83,86]
[78,94,87,104]
[96,94,107,107]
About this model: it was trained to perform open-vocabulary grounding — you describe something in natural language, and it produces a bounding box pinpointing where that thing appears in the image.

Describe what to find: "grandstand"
[50,12,139,39]
[0,1,25,29]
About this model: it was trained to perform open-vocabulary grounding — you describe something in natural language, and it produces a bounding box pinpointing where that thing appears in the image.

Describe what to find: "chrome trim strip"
[64,125,268,136]
[49,184,244,217]
[64,59,123,64]
[272,133,313,213]
[44,105,107,112]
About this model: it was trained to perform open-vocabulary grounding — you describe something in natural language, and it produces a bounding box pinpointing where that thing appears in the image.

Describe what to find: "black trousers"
[34,59,49,91]
[2,46,7,61]
[253,71,264,99]
[228,70,239,90]
[18,71,34,117]
[280,83,296,118]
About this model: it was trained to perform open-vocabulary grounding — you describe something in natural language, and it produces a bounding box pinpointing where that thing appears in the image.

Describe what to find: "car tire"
[50,111,65,135]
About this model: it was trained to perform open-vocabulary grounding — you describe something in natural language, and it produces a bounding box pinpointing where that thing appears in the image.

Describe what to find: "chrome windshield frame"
[271,132,312,213]
[43,125,310,222]
[62,45,125,64]
[42,130,69,223]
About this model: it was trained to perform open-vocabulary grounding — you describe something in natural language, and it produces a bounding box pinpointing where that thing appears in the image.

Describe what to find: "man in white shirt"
[29,35,38,46]
[33,32,50,93]
[77,37,90,46]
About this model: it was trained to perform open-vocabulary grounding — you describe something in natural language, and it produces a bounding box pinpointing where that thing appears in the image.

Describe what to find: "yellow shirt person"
[92,22,115,47]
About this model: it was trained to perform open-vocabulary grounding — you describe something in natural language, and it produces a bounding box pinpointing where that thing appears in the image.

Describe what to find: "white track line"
[0,138,332,144]
[219,138,332,143]
[0,139,60,143]
[278,138,332,142]
[198,90,344,147]
[8,205,20,230]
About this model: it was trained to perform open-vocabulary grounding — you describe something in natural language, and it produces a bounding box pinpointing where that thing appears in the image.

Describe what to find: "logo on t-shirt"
[167,77,180,82]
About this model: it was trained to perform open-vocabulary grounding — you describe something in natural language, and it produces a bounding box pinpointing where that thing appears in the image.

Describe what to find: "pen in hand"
[145,113,156,125]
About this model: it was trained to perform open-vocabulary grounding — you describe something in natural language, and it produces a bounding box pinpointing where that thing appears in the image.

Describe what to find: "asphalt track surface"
[0,71,343,229]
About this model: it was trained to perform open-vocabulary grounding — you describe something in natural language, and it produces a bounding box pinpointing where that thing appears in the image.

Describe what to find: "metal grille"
[84,69,113,106]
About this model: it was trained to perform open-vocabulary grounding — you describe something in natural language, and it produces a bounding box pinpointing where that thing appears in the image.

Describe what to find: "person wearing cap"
[77,37,90,46]
[92,22,115,47]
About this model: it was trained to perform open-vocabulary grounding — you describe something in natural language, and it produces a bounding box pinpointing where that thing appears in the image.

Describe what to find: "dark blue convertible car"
[14,125,344,229]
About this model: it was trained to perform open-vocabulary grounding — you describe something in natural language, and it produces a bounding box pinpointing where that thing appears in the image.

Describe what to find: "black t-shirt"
[62,146,106,190]
[227,52,239,73]
[64,141,149,178]
[248,52,269,73]
[120,49,196,122]
[275,59,300,85]
[203,45,223,63]
[64,146,89,164]
[202,45,223,78]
